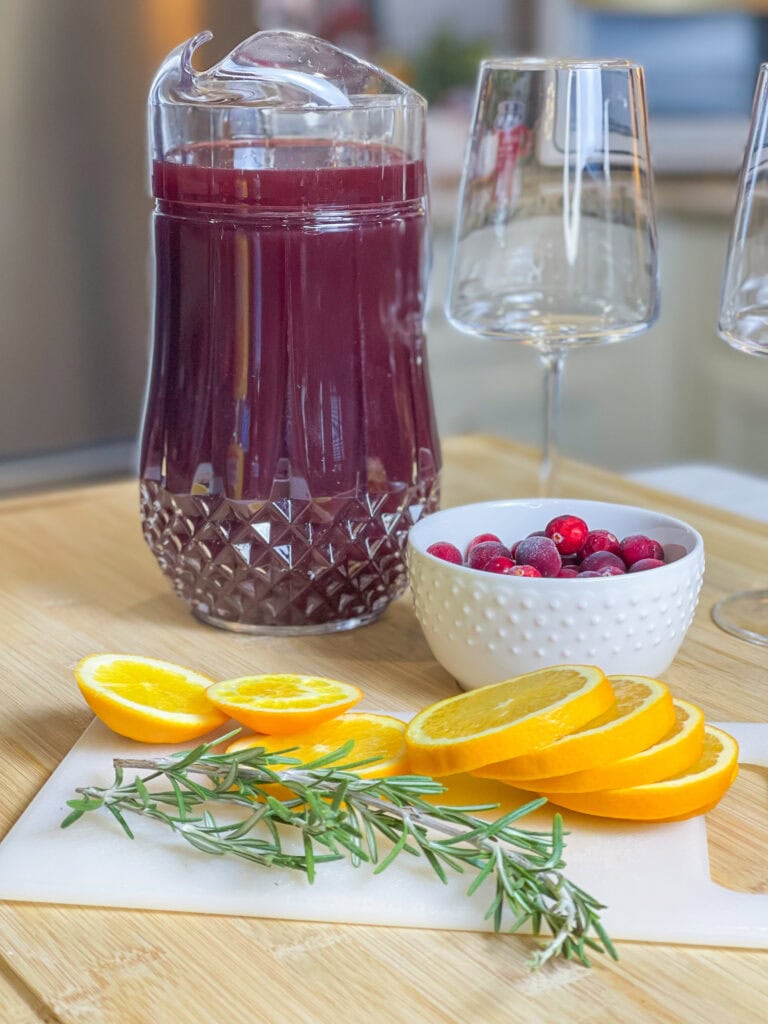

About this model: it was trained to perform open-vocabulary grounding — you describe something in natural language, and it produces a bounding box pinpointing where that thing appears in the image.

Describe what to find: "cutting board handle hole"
[707,764,768,895]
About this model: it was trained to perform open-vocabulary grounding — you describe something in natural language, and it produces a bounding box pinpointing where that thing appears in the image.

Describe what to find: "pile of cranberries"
[426,514,677,579]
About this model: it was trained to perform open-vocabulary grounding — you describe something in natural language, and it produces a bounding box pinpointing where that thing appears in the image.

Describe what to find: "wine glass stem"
[540,351,565,497]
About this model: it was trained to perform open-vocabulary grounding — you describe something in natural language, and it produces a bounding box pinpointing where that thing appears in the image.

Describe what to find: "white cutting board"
[0,718,766,948]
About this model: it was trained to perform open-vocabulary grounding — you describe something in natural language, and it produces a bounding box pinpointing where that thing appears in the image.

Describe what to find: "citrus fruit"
[404,665,614,776]
[206,674,362,734]
[503,699,705,794]
[74,654,226,743]
[226,712,408,778]
[472,675,675,781]
[539,725,739,821]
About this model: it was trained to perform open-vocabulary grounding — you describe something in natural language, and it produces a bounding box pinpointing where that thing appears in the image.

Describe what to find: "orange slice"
[226,712,408,778]
[539,725,739,821]
[206,674,362,734]
[74,654,226,743]
[404,665,614,776]
[472,675,675,781]
[503,699,705,794]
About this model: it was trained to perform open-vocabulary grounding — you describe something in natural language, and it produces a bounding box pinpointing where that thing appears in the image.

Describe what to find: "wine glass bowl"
[714,61,768,643]
[446,58,659,492]
[719,65,768,359]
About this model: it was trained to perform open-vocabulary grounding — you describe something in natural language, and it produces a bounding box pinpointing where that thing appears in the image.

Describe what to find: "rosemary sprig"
[62,732,617,969]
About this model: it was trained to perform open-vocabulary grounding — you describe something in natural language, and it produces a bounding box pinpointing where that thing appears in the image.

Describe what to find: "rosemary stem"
[112,757,544,868]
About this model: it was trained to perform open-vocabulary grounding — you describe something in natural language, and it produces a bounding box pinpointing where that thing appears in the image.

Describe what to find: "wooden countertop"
[1,435,766,1024]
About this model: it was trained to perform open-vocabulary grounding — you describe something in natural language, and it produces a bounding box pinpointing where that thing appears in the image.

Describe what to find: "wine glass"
[446,58,659,495]
[715,61,768,644]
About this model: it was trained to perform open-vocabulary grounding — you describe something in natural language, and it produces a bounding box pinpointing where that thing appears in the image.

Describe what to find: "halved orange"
[473,675,675,781]
[206,674,362,734]
[226,712,408,778]
[504,699,705,794]
[74,654,226,743]
[404,665,614,776]
[540,725,739,821]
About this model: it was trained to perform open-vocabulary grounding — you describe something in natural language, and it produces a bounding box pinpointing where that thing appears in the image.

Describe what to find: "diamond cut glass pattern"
[141,480,439,632]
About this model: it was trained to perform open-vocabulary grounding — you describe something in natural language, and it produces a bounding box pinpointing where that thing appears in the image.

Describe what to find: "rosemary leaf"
[419,842,450,884]
[465,852,496,896]
[303,832,316,883]
[60,807,87,829]
[105,802,135,839]
[171,741,214,772]
[298,739,355,770]
[176,774,212,802]
[372,823,410,875]
[169,776,189,821]
[326,827,369,864]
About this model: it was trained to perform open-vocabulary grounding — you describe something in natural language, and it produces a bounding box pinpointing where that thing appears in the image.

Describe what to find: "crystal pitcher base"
[140,480,439,633]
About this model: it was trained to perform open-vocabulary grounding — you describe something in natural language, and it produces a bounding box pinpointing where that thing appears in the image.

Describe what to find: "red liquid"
[140,144,440,631]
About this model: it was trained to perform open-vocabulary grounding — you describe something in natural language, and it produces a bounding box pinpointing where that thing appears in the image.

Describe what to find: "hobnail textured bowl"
[407,499,704,690]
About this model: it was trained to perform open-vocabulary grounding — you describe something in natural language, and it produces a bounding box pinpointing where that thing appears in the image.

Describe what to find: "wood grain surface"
[1,435,767,1024]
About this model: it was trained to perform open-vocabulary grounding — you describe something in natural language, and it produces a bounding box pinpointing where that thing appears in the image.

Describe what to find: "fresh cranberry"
[628,557,666,573]
[513,535,562,577]
[557,566,580,578]
[663,543,687,563]
[579,550,625,573]
[467,540,512,571]
[596,564,625,576]
[545,514,589,555]
[426,541,463,564]
[485,555,516,574]
[579,529,621,561]
[577,570,602,577]
[620,534,665,567]
[510,532,545,557]
[466,532,502,557]
[503,564,542,577]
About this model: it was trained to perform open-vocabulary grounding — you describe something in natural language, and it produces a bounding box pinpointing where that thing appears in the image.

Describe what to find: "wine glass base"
[711,589,768,645]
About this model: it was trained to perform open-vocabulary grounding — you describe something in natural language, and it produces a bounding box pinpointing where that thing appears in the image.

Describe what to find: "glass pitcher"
[140,31,441,634]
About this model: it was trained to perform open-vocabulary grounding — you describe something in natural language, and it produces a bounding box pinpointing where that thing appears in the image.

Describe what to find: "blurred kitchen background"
[3,0,768,494]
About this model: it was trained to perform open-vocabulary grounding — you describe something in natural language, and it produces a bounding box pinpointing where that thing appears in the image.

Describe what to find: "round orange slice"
[472,675,675,781]
[404,665,614,776]
[206,674,362,734]
[74,654,226,743]
[539,725,739,821]
[226,712,408,778]
[503,699,705,794]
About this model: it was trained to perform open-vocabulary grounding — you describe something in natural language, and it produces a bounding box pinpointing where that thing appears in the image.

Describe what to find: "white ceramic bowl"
[407,498,704,690]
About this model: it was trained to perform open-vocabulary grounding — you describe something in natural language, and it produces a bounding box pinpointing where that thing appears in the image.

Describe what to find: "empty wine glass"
[715,61,768,644]
[446,58,659,494]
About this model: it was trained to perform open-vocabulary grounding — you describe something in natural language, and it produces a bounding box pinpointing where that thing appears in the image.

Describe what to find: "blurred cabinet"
[534,1,762,173]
